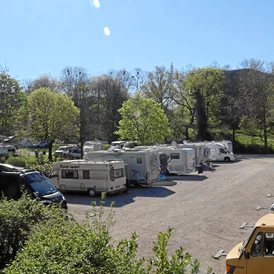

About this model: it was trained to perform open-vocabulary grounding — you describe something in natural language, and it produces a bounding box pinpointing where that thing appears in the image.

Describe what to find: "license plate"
[115,185,120,188]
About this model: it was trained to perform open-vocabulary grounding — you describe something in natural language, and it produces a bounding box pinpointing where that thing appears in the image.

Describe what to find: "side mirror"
[243,249,250,259]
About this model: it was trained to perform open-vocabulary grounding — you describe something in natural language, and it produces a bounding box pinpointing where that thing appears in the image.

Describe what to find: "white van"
[205,142,236,162]
[52,159,127,196]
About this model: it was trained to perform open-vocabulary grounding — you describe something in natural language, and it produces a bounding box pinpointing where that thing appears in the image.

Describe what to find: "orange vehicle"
[225,213,274,273]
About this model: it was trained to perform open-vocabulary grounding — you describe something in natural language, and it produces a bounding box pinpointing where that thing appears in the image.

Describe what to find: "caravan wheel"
[224,157,230,162]
[88,189,96,197]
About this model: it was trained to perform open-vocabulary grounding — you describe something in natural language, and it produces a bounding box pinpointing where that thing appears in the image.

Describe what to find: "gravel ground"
[66,155,274,274]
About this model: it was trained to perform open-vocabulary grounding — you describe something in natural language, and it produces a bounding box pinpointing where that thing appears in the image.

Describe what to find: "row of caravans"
[50,140,235,196]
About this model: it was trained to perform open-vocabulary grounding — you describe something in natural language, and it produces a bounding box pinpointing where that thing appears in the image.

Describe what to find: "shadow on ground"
[65,185,176,208]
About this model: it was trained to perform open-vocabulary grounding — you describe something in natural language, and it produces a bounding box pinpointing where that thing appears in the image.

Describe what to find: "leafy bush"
[0,194,68,270]
[5,157,26,167]
[30,162,54,177]
[3,194,213,274]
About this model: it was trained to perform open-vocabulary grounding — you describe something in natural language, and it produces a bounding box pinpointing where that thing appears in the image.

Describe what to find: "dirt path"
[66,155,274,274]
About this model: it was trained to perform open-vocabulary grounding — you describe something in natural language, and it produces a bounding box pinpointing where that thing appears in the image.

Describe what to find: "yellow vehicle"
[225,213,274,273]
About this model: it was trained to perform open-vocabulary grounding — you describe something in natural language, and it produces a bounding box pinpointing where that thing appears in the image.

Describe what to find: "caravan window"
[83,170,90,179]
[137,157,142,164]
[114,168,124,179]
[62,170,78,179]
[170,153,180,159]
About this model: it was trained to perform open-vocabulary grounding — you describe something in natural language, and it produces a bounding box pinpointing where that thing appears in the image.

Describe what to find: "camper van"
[84,148,160,186]
[83,141,102,155]
[176,143,207,167]
[225,213,274,274]
[205,142,236,162]
[155,147,196,175]
[52,159,127,196]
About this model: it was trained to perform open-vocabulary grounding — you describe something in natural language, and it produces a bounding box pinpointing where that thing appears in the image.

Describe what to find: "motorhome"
[225,213,274,274]
[83,141,103,155]
[154,146,196,175]
[84,148,160,186]
[176,143,207,167]
[108,141,126,151]
[52,159,127,196]
[204,142,236,162]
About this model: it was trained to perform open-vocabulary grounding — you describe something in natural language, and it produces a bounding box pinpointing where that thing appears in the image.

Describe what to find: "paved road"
[66,155,274,274]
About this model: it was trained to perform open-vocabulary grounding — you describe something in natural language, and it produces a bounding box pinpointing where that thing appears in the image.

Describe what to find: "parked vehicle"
[108,141,126,151]
[154,146,196,175]
[69,148,81,159]
[52,159,127,196]
[54,146,68,157]
[83,141,102,155]
[0,165,67,209]
[204,142,236,162]
[0,146,8,157]
[84,147,160,186]
[35,141,48,148]
[225,213,274,274]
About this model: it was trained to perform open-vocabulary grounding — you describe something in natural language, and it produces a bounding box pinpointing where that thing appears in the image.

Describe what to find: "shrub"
[3,194,213,274]
[31,162,54,177]
[5,157,26,167]
[0,194,68,270]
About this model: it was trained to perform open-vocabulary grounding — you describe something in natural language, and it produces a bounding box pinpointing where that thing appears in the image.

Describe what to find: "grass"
[235,130,274,149]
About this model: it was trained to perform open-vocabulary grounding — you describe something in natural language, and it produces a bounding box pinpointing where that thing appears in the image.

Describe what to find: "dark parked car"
[35,141,48,148]
[0,165,67,209]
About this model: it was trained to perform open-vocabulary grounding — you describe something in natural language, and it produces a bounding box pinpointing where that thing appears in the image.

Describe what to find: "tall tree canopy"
[238,59,274,148]
[115,93,170,145]
[182,67,224,141]
[15,88,79,160]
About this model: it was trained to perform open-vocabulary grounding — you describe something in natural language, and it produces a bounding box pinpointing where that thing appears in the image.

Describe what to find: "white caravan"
[155,147,196,175]
[83,141,102,155]
[84,148,160,186]
[52,159,127,196]
[176,143,207,167]
[204,142,236,162]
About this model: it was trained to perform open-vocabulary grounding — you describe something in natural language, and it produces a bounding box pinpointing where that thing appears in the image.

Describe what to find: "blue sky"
[1,0,274,82]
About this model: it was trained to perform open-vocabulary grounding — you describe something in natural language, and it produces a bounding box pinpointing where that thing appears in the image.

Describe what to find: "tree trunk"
[194,91,211,141]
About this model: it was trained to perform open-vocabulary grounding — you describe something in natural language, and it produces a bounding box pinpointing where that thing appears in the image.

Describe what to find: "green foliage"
[0,68,25,135]
[149,227,200,274]
[182,67,224,140]
[0,194,68,270]
[15,88,80,159]
[5,157,26,167]
[3,194,210,274]
[31,162,54,177]
[115,93,170,145]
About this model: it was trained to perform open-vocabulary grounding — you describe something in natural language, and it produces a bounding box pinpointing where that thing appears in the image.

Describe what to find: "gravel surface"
[66,155,274,274]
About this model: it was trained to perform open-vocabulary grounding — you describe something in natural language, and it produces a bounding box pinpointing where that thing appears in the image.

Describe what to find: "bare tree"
[24,74,60,93]
[142,64,176,115]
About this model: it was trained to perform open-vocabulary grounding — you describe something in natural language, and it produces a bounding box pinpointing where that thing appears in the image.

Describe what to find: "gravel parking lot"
[66,155,274,274]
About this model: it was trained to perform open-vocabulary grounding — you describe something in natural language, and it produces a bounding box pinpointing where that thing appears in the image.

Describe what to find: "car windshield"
[25,172,57,195]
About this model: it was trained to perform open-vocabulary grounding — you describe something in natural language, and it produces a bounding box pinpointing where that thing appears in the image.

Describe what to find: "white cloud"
[93,0,100,8]
[103,27,111,36]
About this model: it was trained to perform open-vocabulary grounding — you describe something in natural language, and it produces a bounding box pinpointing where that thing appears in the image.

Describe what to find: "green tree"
[115,93,170,145]
[15,88,79,160]
[238,59,274,148]
[0,67,25,136]
[182,67,224,141]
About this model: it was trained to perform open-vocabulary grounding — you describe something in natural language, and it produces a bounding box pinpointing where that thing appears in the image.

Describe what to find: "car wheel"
[88,189,96,197]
